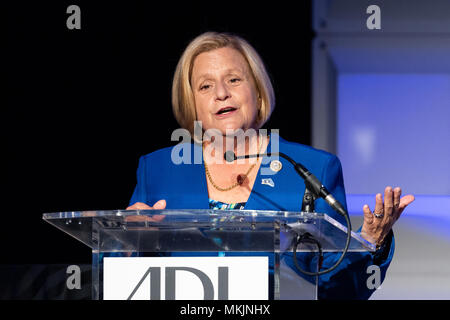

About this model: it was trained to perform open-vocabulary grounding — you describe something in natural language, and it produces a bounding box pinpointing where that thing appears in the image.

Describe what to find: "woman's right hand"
[125,200,167,223]
[126,200,166,210]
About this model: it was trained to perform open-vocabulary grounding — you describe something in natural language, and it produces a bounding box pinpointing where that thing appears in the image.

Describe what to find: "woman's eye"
[230,78,241,84]
[200,84,211,90]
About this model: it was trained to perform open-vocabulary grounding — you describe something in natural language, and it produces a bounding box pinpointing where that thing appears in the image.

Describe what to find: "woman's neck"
[203,132,267,165]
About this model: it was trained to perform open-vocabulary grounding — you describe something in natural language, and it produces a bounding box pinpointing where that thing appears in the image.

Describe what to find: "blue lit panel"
[337,74,450,196]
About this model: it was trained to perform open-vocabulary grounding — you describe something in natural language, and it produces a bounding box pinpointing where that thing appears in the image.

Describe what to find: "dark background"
[5,1,313,265]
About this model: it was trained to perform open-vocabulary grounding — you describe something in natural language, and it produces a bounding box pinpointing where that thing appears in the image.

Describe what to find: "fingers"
[393,187,401,208]
[126,202,152,210]
[125,214,166,223]
[125,200,167,223]
[151,215,166,222]
[363,204,374,225]
[384,186,394,217]
[361,204,378,244]
[361,186,414,246]
[373,193,384,217]
[389,186,414,221]
[126,200,167,210]
[152,200,167,210]
[398,194,415,216]
[125,215,153,222]
[392,187,402,220]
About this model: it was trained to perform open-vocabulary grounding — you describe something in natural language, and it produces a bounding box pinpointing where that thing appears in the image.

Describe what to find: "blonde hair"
[171,32,275,135]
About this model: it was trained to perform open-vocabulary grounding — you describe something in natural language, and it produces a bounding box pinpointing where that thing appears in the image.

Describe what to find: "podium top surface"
[43,209,327,220]
[42,209,375,252]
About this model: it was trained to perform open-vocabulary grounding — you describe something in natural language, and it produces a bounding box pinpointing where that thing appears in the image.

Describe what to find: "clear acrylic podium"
[43,209,375,300]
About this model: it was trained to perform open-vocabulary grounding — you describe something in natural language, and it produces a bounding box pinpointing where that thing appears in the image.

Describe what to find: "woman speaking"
[126,32,415,299]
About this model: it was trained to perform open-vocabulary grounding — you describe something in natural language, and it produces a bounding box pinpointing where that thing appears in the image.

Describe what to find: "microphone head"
[224,151,236,163]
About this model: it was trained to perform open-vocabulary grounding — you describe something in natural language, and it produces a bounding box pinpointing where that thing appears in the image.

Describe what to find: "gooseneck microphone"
[224,150,352,276]
[224,151,347,217]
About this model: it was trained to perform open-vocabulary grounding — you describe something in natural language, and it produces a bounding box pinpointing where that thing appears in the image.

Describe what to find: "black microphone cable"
[292,210,352,276]
[225,151,352,276]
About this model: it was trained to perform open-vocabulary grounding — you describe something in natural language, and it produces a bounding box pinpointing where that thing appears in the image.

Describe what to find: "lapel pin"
[270,160,282,173]
[262,178,275,188]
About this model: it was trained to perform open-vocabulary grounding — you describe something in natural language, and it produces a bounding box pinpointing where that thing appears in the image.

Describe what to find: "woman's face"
[191,47,259,135]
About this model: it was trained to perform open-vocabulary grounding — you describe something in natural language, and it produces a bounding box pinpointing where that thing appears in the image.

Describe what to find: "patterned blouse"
[209,198,246,210]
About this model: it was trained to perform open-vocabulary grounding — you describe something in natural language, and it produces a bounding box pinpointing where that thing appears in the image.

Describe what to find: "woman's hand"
[125,200,167,223]
[126,200,166,210]
[360,186,414,247]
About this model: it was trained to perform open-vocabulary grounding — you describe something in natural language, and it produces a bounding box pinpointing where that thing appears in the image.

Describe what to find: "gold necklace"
[203,137,264,192]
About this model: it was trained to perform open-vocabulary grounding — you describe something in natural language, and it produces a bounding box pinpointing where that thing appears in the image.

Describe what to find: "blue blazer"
[129,133,394,299]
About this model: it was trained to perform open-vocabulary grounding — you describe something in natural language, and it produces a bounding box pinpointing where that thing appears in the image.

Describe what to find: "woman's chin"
[221,122,257,135]
[202,121,257,138]
[206,126,244,136]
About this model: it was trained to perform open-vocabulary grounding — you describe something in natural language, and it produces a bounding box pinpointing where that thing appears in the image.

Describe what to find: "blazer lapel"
[190,142,210,209]
[246,133,290,211]
[174,142,210,209]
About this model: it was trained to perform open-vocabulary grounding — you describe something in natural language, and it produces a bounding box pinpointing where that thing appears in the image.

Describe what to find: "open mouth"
[216,107,237,115]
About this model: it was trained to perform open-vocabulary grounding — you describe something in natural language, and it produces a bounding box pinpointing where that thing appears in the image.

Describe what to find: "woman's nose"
[215,82,231,101]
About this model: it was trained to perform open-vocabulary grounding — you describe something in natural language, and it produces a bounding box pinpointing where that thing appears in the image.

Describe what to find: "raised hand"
[360,186,414,247]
